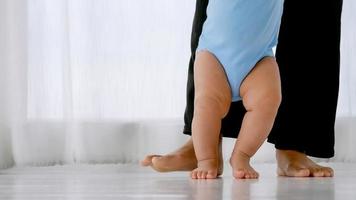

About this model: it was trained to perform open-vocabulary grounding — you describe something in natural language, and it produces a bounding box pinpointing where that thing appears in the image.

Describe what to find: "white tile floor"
[0,163,355,200]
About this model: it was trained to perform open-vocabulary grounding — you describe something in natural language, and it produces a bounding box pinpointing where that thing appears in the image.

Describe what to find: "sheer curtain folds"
[1,0,194,168]
[0,0,355,169]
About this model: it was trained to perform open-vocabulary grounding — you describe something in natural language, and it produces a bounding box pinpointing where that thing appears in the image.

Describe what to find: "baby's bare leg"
[191,50,231,179]
[230,56,281,179]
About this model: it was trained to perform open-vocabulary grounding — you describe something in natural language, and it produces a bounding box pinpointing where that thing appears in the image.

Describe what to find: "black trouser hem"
[267,138,335,159]
[183,127,334,158]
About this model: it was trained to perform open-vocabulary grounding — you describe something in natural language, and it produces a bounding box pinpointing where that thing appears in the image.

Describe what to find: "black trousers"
[183,0,343,158]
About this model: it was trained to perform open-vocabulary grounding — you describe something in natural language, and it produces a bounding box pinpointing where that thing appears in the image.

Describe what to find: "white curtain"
[0,0,355,169]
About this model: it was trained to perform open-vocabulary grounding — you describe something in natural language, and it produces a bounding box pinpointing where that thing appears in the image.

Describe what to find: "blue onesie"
[196,0,284,102]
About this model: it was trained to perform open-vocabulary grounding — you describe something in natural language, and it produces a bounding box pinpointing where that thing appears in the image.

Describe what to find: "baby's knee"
[244,90,281,115]
[194,93,231,118]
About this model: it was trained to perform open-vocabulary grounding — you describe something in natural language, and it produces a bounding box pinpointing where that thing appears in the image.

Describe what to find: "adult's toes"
[323,170,332,177]
[310,168,325,177]
[151,155,163,163]
[323,167,334,177]
[286,165,310,177]
[141,155,160,166]
[140,159,150,166]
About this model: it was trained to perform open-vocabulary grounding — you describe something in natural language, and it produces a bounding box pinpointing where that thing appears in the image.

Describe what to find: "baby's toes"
[191,170,198,179]
[248,171,256,179]
[245,172,252,179]
[233,169,246,179]
[250,171,258,179]
[237,170,257,179]
[248,169,257,179]
[197,170,204,179]
[253,171,259,178]
[201,171,208,179]
[207,170,218,179]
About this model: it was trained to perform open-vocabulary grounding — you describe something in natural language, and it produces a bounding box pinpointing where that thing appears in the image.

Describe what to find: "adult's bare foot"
[276,149,334,177]
[141,137,224,175]
[141,138,197,172]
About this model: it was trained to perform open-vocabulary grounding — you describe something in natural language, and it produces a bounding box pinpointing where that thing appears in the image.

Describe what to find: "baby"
[191,0,284,179]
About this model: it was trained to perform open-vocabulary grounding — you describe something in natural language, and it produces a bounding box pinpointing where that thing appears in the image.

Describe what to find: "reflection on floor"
[0,163,355,199]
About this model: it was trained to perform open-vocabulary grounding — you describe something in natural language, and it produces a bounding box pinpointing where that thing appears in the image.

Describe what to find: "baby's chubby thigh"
[194,50,233,118]
[239,56,282,115]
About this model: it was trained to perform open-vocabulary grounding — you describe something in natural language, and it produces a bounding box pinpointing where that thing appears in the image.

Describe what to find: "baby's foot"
[229,150,259,179]
[191,158,220,179]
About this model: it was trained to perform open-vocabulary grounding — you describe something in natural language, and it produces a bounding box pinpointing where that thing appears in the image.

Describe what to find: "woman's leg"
[267,0,343,177]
